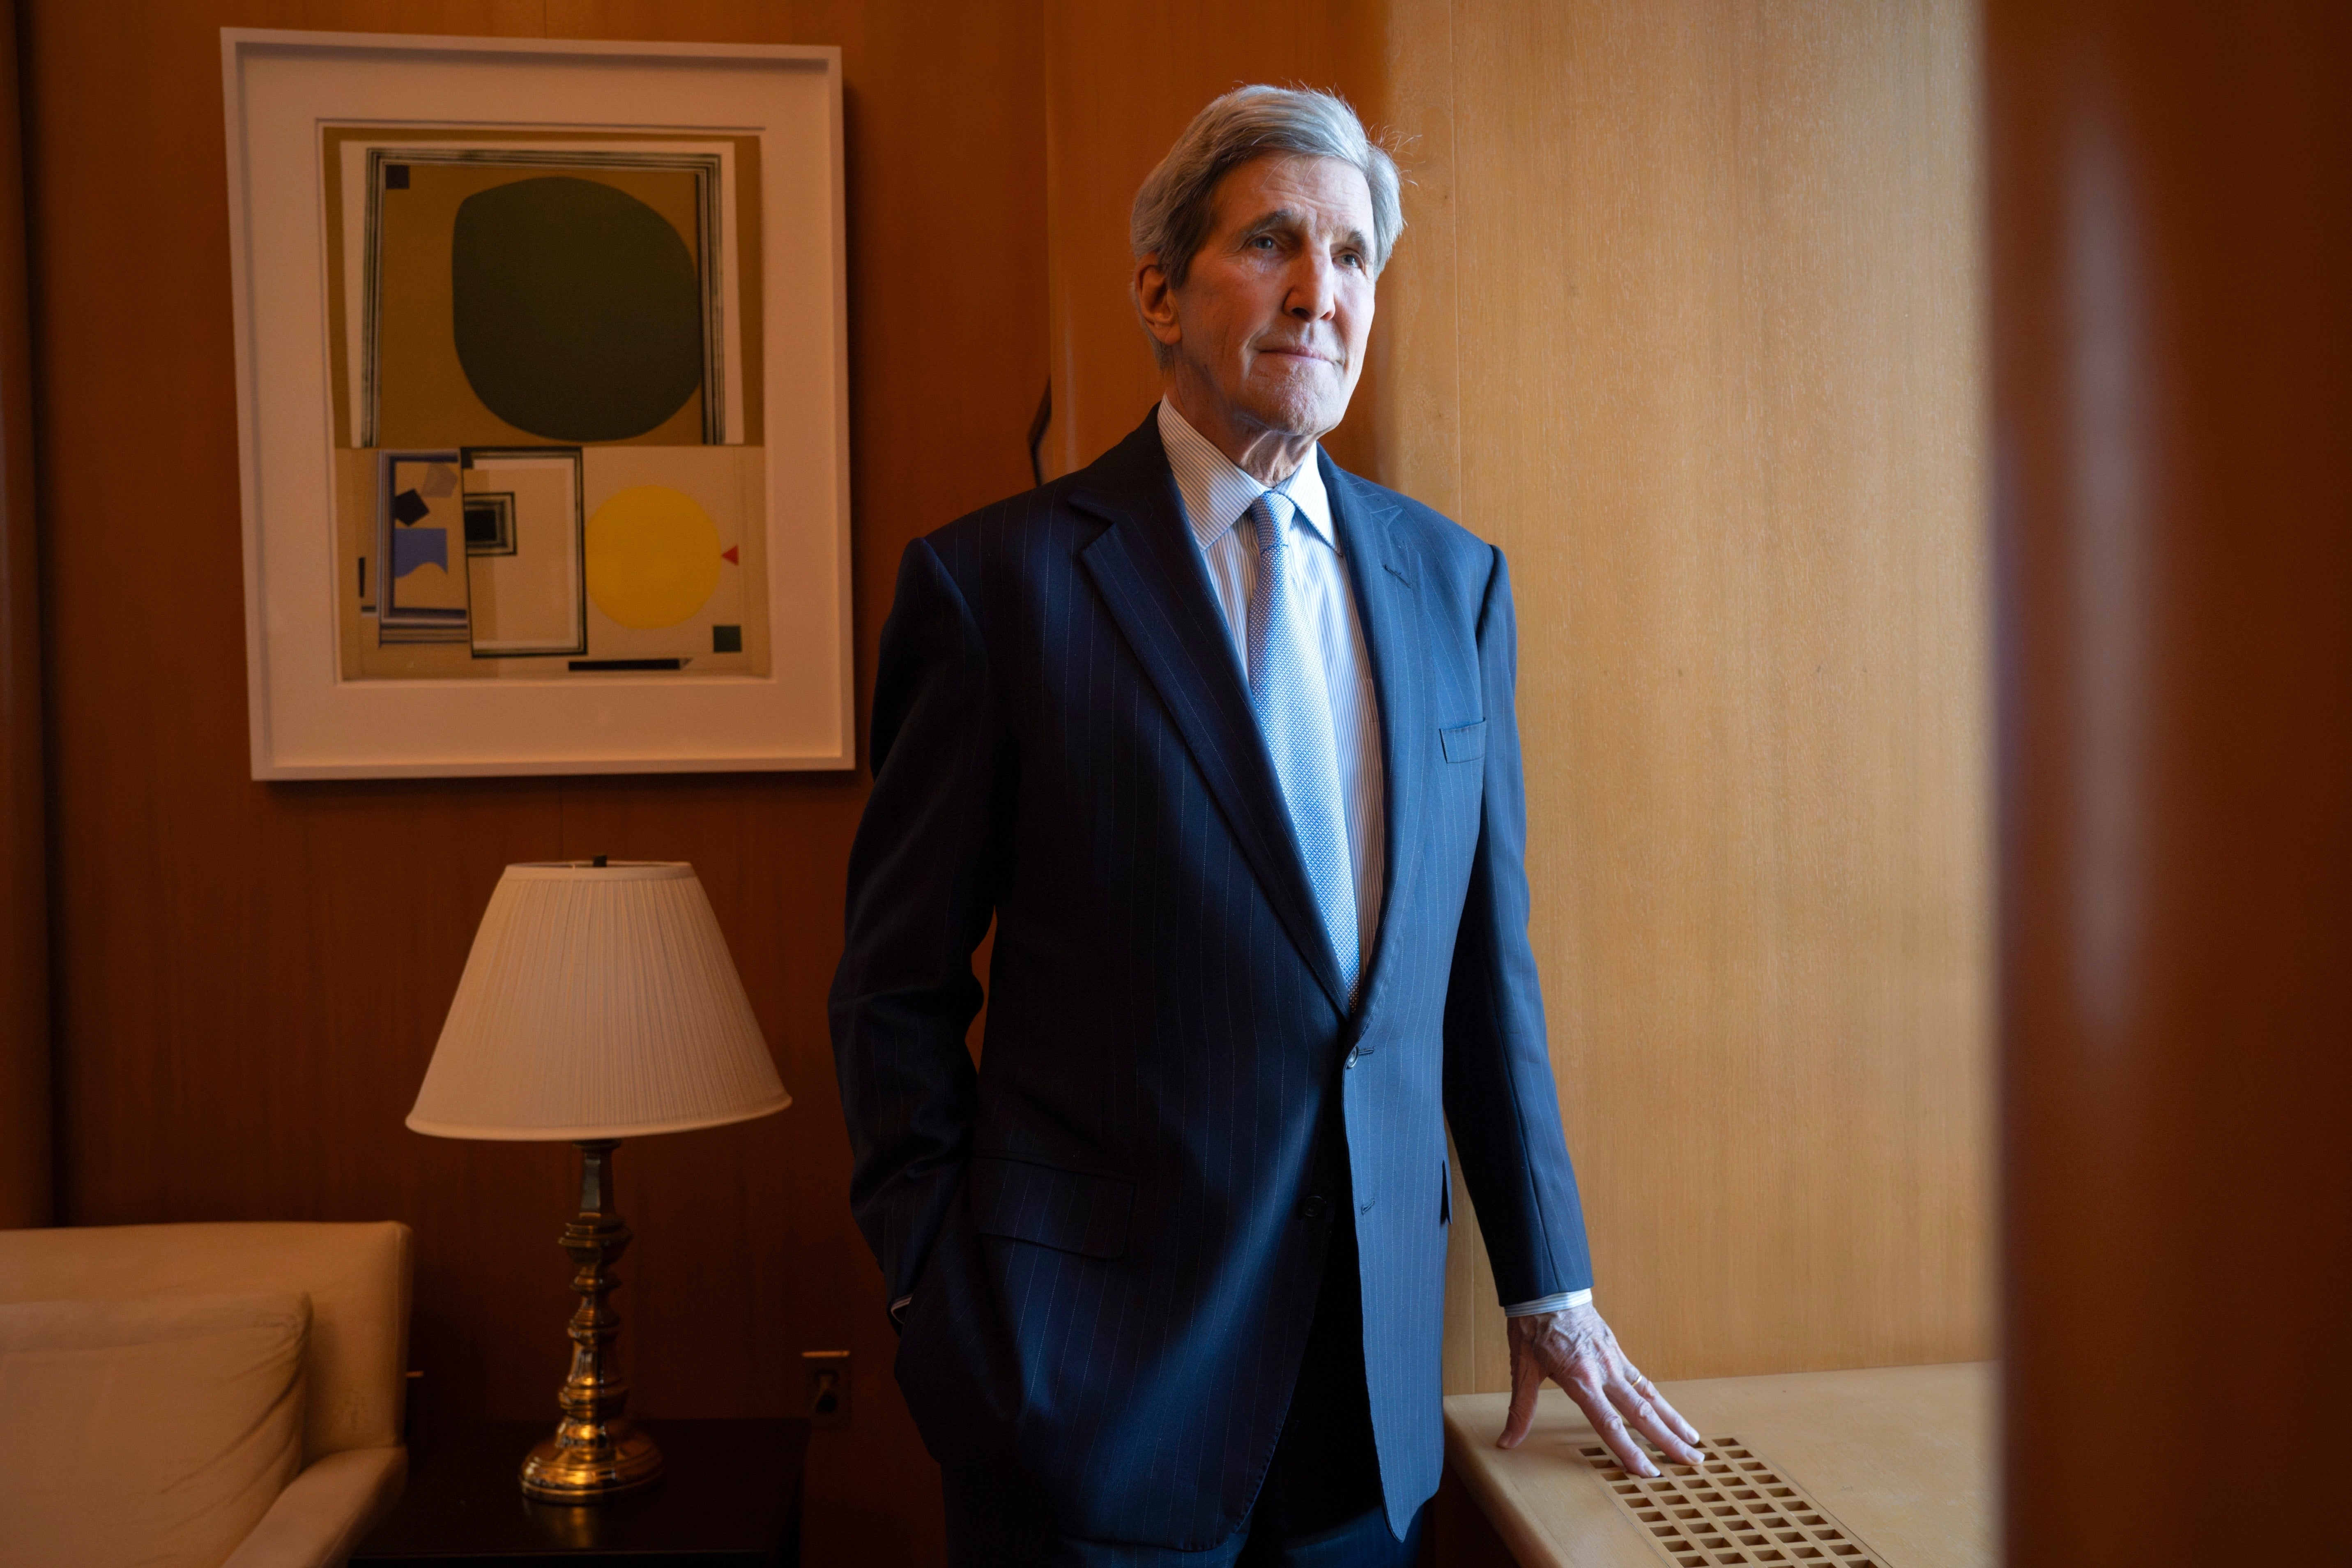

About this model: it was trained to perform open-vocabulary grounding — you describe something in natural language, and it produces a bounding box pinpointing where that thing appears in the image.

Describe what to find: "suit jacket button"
[1343,1047,1361,1068]
[1301,1196,1328,1220]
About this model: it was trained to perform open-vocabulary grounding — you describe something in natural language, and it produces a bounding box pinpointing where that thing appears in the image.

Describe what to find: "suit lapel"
[1074,417,1352,1015]
[1324,457,1429,1027]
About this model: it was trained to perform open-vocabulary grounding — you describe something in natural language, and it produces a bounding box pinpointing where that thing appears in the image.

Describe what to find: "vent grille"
[1579,1436,1890,1568]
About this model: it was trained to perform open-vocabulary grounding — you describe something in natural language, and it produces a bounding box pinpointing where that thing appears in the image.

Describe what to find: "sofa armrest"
[220,1446,407,1568]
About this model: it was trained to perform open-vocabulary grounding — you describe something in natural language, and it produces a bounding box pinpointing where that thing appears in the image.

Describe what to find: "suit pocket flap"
[967,1156,1135,1259]
[1440,720,1488,763]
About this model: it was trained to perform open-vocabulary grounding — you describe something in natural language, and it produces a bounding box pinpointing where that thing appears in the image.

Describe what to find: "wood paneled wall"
[1378,0,1992,1391]
[1989,2,2352,1556]
[0,0,46,1232]
[24,3,1045,1561]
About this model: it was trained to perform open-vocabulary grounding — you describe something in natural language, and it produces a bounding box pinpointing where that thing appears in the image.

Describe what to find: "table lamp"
[406,860,789,1502]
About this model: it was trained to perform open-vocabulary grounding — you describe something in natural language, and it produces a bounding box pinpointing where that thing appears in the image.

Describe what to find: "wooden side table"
[352,1419,809,1566]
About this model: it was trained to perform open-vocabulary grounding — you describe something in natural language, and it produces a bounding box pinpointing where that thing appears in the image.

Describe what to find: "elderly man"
[831,85,1701,1564]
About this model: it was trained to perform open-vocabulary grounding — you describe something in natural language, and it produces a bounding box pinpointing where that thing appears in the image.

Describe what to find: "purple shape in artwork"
[390,526,449,580]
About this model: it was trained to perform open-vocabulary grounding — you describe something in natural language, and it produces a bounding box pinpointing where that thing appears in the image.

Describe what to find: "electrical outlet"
[803,1350,852,1430]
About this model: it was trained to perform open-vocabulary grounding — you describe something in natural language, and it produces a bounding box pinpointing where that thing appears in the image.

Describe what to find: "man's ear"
[1134,257,1182,352]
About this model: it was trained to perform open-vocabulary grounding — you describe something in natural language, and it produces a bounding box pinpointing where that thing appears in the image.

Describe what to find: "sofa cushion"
[0,1221,410,1458]
[0,1293,309,1568]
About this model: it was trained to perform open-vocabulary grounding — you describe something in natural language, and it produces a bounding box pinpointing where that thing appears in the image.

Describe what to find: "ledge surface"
[1443,1362,1994,1568]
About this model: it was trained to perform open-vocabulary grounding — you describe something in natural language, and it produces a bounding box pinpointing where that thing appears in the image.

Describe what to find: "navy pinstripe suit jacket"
[830,411,1593,1547]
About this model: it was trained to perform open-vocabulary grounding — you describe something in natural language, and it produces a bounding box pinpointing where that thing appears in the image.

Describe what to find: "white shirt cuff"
[1503,1288,1593,1317]
[890,1294,913,1324]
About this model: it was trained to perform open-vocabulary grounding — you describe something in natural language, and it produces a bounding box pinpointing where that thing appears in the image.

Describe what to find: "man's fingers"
[1640,1382,1706,1448]
[1606,1375,1703,1464]
[1566,1379,1658,1476]
[1593,1405,1657,1477]
[1618,1363,1707,1451]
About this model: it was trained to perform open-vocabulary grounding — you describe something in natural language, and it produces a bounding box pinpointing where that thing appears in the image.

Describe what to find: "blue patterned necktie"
[1245,487,1360,1002]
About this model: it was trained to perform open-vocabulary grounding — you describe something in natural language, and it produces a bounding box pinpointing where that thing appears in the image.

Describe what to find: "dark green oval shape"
[451,176,702,442]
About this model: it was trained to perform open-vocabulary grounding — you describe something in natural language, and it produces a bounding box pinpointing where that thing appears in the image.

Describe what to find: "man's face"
[1157,154,1377,442]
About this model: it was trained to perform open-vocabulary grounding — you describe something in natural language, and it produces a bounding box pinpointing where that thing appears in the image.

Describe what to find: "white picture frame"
[221,29,852,778]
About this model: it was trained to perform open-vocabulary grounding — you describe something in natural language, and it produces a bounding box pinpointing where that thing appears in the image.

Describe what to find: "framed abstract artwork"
[220,31,851,776]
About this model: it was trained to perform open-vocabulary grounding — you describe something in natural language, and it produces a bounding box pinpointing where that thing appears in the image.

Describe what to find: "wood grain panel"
[1383,0,1992,1391]
[1038,0,1387,479]
[0,0,48,1231]
[1988,2,2352,1558]
[25,3,1045,1562]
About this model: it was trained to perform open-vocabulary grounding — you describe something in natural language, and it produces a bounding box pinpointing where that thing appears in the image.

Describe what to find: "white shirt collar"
[1156,398,1337,555]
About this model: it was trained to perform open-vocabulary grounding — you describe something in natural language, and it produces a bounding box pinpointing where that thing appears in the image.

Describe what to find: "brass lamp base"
[519,1139,663,1502]
[520,1418,663,1501]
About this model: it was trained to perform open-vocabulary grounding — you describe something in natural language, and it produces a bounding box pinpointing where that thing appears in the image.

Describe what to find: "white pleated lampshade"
[407,861,790,1141]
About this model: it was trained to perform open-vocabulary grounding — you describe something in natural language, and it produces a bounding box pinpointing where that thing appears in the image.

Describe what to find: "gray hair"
[1130,85,1403,296]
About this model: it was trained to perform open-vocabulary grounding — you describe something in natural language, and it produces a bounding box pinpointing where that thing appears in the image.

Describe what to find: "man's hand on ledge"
[1498,1302,1705,1476]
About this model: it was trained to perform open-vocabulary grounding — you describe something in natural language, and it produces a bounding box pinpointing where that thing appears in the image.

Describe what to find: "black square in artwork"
[384,163,410,189]
[463,504,501,547]
[712,624,743,653]
[391,488,430,525]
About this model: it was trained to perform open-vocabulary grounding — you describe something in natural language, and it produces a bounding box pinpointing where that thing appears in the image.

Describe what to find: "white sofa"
[0,1221,413,1568]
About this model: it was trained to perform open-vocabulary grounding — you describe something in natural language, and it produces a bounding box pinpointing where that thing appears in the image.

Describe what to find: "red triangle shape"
[721,546,740,565]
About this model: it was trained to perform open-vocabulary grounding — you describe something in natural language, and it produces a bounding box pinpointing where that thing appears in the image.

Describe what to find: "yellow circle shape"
[586,485,723,630]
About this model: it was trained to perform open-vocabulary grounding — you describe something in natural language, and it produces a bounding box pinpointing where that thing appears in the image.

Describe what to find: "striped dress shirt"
[1157,401,1588,1320]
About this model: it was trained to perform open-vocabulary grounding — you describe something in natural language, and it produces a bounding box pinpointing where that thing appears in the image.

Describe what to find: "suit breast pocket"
[1440,720,1487,764]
